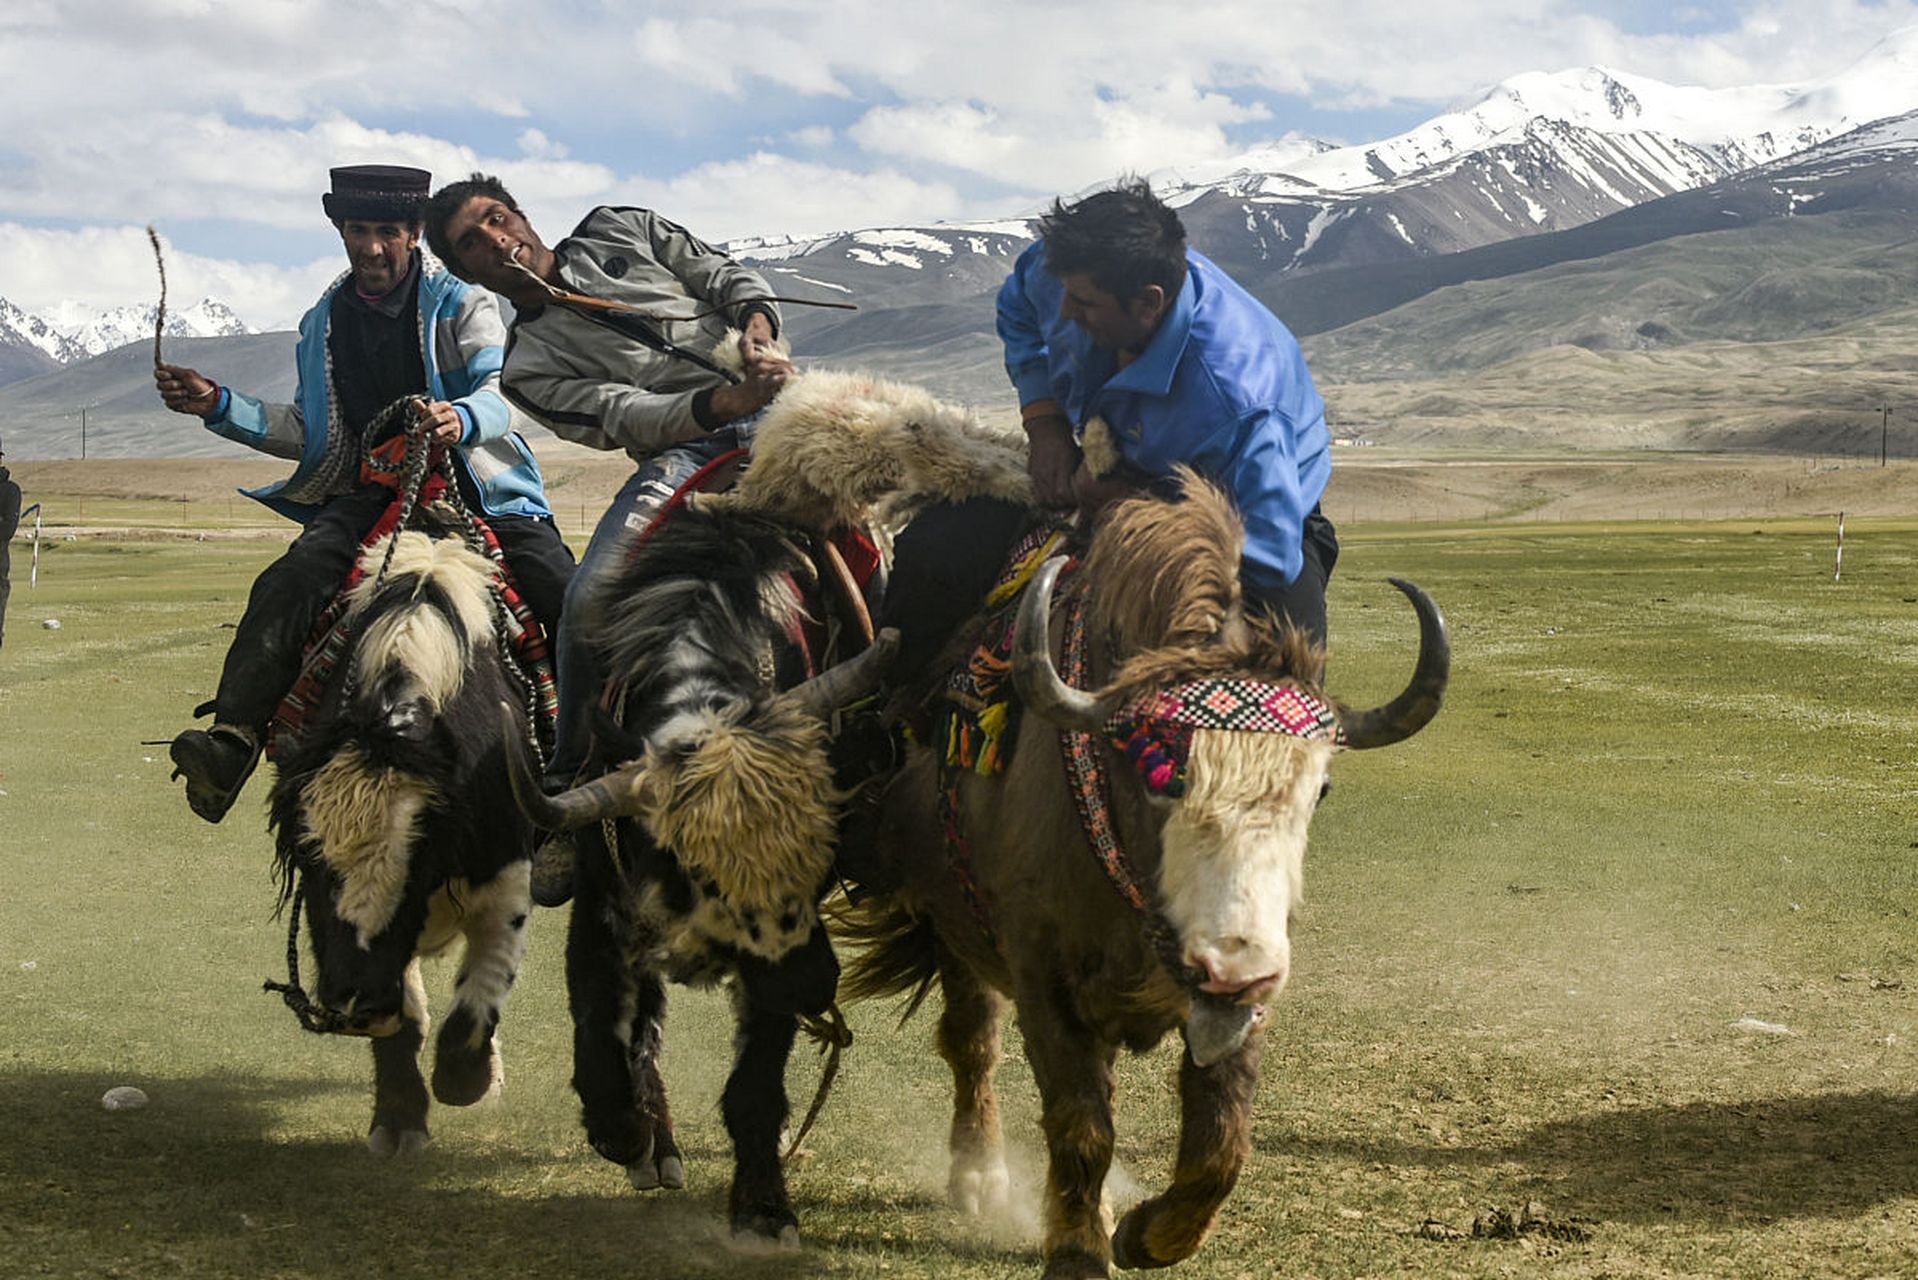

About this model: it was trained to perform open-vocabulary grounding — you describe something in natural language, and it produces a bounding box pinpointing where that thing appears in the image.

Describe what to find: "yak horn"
[1013,556,1122,733]
[498,703,649,830]
[1336,578,1450,750]
[778,627,900,722]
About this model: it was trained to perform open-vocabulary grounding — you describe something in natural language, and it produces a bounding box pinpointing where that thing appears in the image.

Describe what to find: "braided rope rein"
[262,881,361,1034]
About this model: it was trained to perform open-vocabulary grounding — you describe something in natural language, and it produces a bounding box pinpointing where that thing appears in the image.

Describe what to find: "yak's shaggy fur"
[299,748,436,942]
[630,700,839,960]
[701,353,1032,528]
[1081,415,1123,480]
[1089,469,1326,703]
[346,533,500,715]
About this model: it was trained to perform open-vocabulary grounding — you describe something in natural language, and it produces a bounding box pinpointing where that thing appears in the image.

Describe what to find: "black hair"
[422,173,522,275]
[1036,177,1187,303]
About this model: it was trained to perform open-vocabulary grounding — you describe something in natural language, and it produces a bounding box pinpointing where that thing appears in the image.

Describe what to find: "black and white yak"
[268,527,540,1155]
[508,366,1033,1245]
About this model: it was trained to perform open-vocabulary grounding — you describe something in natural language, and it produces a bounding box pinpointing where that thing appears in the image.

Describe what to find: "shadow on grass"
[1293,1089,1918,1224]
[0,1067,894,1278]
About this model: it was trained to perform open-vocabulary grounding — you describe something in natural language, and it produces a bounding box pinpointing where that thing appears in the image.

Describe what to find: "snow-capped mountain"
[0,297,85,364]
[735,24,1918,309]
[35,297,255,358]
[732,222,1036,311]
[0,294,256,389]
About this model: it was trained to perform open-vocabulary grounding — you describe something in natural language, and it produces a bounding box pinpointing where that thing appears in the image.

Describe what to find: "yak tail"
[831,897,940,1026]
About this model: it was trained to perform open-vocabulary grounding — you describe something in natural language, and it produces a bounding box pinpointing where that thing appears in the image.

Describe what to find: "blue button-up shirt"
[997,244,1330,590]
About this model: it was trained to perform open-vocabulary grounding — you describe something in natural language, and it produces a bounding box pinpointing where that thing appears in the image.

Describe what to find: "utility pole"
[80,404,87,461]
[1884,405,1891,467]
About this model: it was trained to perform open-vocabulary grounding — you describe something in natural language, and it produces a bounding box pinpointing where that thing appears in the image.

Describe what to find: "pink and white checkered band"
[1109,679,1346,745]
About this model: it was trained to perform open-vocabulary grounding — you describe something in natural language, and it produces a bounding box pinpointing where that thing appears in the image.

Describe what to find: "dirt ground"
[7,450,1911,538]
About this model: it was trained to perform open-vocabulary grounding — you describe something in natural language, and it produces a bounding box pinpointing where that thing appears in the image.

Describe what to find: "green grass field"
[4,515,1918,1279]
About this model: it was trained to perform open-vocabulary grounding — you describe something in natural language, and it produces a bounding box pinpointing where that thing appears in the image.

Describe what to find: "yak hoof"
[432,1019,502,1107]
[730,1215,801,1251]
[1112,1203,1198,1271]
[367,1124,430,1158]
[625,1148,685,1193]
[949,1158,1010,1216]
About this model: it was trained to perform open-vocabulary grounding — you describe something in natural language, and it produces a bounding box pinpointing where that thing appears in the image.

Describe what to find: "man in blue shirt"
[881,179,1338,676]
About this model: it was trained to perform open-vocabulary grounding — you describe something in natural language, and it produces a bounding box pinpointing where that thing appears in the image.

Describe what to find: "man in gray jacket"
[426,175,792,901]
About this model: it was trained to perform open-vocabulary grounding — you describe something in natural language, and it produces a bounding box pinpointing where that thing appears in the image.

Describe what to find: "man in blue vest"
[154,164,575,823]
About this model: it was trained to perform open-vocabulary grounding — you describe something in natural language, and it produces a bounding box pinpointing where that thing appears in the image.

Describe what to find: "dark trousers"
[0,552,10,652]
[880,497,1340,683]
[1248,506,1340,648]
[211,483,574,729]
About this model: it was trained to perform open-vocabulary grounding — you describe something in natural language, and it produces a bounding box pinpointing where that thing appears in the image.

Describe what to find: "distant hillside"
[0,343,59,388]
[4,111,1916,459]
[1304,204,1918,381]
[0,333,296,459]
[1318,305,1918,454]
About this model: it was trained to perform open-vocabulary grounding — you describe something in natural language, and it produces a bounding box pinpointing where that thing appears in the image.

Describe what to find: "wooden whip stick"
[147,224,167,368]
[503,254,856,317]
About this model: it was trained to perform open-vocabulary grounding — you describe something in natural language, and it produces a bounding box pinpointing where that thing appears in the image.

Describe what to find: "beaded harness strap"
[1108,680,1344,798]
[1056,590,1205,991]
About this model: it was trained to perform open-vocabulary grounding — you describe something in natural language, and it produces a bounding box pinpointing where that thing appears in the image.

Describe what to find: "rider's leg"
[548,436,745,791]
[483,513,580,904]
[483,513,576,645]
[1239,505,1338,649]
[534,437,746,907]
[173,483,394,823]
[832,497,1033,893]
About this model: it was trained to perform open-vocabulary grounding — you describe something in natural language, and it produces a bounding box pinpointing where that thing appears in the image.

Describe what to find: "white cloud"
[0,223,338,330]
[606,153,981,243]
[0,0,1915,324]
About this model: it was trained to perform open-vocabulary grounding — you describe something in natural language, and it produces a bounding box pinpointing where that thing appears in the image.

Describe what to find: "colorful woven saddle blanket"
[266,476,558,761]
[933,522,1074,778]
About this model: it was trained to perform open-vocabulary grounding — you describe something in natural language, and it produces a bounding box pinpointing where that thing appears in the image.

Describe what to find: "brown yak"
[841,473,1449,1278]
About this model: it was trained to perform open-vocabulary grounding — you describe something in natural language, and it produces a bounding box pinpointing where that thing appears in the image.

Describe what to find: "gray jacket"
[501,207,781,462]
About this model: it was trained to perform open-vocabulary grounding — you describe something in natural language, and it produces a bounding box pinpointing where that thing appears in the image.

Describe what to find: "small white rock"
[1729,1018,1795,1037]
[19,961,35,971]
[101,1086,149,1111]
[42,618,61,630]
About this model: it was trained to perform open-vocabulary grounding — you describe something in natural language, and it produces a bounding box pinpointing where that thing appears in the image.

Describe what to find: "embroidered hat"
[321,165,432,223]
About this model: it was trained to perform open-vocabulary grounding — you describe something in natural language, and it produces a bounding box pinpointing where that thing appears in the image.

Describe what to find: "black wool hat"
[321,165,432,223]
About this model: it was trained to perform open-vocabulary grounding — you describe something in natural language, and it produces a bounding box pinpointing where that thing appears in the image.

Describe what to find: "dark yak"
[509,505,893,1242]
[507,365,1034,1246]
[267,525,541,1154]
[841,474,1450,1278]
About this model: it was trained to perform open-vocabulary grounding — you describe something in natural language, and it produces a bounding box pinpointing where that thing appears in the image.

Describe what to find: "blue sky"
[2,0,1914,329]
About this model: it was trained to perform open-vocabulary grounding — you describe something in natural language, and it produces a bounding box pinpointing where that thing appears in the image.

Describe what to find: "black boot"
[169,723,262,824]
